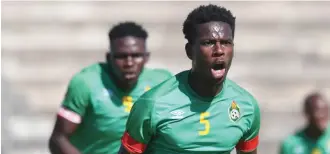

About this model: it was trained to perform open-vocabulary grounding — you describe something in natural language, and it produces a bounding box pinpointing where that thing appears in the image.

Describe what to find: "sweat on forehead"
[197,21,233,39]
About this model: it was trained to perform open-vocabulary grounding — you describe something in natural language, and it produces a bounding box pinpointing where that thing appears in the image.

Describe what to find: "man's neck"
[116,80,135,93]
[305,125,324,140]
[107,68,136,93]
[188,71,224,98]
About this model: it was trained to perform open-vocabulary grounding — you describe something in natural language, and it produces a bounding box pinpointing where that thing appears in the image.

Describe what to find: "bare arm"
[118,145,131,154]
[236,149,257,154]
[48,72,89,154]
[48,116,81,154]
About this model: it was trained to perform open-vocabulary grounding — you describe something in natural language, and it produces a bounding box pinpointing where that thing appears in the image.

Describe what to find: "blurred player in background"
[119,4,260,154]
[48,22,172,154]
[280,92,330,154]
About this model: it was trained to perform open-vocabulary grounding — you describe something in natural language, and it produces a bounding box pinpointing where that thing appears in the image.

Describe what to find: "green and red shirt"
[122,70,261,154]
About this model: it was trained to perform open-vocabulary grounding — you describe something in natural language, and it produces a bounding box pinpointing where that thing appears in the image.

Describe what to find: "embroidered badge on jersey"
[229,101,241,122]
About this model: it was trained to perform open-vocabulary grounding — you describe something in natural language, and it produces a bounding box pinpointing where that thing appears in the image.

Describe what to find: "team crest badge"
[229,101,240,122]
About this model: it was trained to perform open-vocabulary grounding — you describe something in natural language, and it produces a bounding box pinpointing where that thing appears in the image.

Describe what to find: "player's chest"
[83,89,146,135]
[155,101,250,150]
[90,92,136,116]
[89,85,151,116]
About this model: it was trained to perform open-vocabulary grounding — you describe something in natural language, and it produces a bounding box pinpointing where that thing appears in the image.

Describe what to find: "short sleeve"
[236,98,260,152]
[121,97,155,153]
[58,75,90,124]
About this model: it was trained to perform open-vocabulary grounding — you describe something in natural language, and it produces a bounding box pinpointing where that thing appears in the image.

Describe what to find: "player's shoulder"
[325,124,330,136]
[226,79,258,105]
[139,70,187,101]
[141,67,173,82]
[134,70,189,113]
[69,62,104,87]
[150,68,173,76]
[76,62,104,76]
[281,129,306,148]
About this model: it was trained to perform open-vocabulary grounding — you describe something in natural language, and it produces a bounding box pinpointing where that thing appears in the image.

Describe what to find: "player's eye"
[113,54,128,59]
[200,40,215,47]
[113,53,147,60]
[220,40,233,46]
[131,53,145,58]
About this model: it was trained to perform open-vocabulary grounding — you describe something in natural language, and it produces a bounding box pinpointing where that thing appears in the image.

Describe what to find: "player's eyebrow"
[199,37,233,42]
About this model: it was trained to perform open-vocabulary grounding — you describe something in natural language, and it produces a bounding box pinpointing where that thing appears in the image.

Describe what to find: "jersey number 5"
[123,96,133,112]
[199,112,210,136]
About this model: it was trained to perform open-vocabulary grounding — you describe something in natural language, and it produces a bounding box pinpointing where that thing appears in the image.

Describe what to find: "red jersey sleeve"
[236,135,259,152]
[121,132,147,154]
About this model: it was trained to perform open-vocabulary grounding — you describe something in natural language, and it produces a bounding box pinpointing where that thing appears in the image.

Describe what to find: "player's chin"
[210,70,226,84]
[317,121,328,131]
[123,75,138,84]
[212,76,225,85]
[125,76,137,82]
[124,73,137,79]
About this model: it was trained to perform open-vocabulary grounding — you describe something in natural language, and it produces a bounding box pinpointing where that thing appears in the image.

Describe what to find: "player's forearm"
[118,145,140,154]
[118,145,129,154]
[237,150,257,154]
[49,134,81,154]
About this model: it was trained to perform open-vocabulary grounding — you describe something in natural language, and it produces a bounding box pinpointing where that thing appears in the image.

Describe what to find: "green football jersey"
[122,70,260,154]
[280,126,330,154]
[58,63,172,154]
[140,68,173,86]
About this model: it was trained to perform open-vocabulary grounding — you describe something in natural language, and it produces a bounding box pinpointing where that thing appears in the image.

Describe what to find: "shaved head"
[304,92,329,131]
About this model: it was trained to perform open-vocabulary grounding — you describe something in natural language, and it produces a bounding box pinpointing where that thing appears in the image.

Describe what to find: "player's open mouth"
[211,62,226,79]
[124,72,137,79]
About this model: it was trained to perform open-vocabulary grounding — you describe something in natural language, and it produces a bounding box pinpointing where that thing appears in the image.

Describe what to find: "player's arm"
[48,76,89,154]
[236,98,260,154]
[118,97,155,154]
[49,113,81,154]
[236,149,257,154]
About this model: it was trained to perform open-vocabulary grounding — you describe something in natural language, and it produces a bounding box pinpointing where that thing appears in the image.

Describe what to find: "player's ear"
[106,52,111,62]
[144,52,150,63]
[185,43,192,60]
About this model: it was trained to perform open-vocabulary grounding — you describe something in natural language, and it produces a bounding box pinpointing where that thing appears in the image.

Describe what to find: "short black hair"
[304,92,322,113]
[183,4,236,43]
[108,21,148,41]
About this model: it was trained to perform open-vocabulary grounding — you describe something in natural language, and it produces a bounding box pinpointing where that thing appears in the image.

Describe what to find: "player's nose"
[124,56,134,66]
[212,42,225,57]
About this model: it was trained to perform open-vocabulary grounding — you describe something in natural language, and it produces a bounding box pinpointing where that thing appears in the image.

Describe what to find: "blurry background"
[1,1,330,154]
